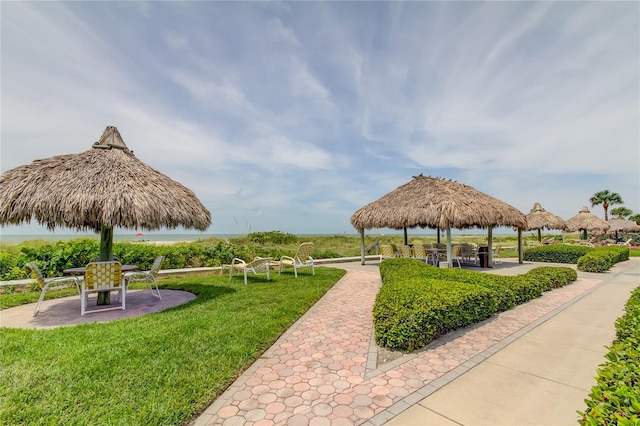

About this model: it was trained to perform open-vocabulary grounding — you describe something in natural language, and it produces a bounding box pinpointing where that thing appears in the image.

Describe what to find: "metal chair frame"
[228,257,272,285]
[279,242,315,278]
[29,262,81,317]
[124,256,164,299]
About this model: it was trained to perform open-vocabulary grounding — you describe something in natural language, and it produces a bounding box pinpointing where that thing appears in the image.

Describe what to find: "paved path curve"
[193,259,639,425]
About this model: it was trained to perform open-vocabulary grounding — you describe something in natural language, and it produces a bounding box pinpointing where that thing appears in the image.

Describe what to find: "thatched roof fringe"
[606,218,640,233]
[0,126,211,232]
[351,174,527,231]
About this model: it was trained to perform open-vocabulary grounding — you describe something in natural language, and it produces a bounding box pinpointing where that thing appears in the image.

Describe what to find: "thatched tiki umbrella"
[525,202,567,242]
[565,206,609,239]
[351,174,528,266]
[0,126,211,303]
[605,218,640,239]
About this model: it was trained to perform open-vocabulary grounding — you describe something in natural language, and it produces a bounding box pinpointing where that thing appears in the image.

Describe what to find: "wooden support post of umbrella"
[0,126,211,305]
[350,174,527,267]
[525,202,567,242]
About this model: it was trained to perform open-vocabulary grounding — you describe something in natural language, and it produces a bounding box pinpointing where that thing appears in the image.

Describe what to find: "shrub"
[407,264,517,312]
[375,259,578,351]
[245,231,297,245]
[374,277,496,351]
[373,258,577,351]
[314,250,343,259]
[1,239,260,280]
[497,275,543,305]
[524,267,578,290]
[578,286,640,425]
[523,245,629,273]
[0,252,28,280]
[577,252,612,273]
[523,245,590,263]
[576,247,628,273]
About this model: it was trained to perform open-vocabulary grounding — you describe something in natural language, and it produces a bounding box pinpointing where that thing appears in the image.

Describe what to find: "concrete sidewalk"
[380,258,639,426]
[192,258,639,425]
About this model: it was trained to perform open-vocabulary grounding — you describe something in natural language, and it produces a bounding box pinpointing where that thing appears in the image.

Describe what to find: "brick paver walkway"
[193,268,601,425]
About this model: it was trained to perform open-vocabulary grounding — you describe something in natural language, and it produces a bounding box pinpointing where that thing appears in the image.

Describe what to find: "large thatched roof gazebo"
[525,202,567,242]
[0,126,212,261]
[565,206,610,239]
[350,174,528,266]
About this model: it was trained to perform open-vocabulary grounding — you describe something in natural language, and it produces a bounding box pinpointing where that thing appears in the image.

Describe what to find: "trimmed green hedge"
[578,286,640,425]
[374,277,496,351]
[523,245,590,263]
[523,245,629,273]
[374,258,578,351]
[577,247,630,273]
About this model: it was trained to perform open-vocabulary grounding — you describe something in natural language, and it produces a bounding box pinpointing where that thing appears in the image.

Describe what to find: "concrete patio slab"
[0,289,196,329]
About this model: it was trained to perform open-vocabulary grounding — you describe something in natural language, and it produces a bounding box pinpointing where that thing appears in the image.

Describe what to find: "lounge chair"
[28,262,81,317]
[279,242,315,278]
[228,257,272,285]
[617,239,633,247]
[124,256,164,299]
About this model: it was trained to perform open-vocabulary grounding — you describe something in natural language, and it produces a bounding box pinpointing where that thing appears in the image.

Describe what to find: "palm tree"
[590,190,624,221]
[610,206,632,219]
[629,213,640,225]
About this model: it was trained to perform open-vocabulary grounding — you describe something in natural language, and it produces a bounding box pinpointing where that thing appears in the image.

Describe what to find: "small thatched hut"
[350,174,528,266]
[525,202,567,242]
[0,126,211,260]
[565,206,609,238]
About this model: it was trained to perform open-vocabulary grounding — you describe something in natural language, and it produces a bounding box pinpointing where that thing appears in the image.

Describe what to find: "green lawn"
[0,267,345,425]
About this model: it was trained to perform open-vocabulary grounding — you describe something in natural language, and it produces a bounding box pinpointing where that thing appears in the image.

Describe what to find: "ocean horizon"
[0,229,525,245]
[0,232,428,244]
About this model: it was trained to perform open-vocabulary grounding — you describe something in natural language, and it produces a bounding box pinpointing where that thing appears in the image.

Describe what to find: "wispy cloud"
[2,1,638,235]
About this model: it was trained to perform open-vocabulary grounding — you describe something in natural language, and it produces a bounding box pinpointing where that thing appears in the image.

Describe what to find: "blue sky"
[1,1,638,237]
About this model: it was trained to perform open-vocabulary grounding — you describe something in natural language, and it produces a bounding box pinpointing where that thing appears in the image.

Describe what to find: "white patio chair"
[124,256,164,300]
[492,245,503,265]
[437,246,462,268]
[28,262,81,317]
[279,242,315,278]
[228,257,272,285]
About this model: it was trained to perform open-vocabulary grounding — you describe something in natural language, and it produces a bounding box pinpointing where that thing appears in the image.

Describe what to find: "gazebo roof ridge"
[92,125,133,155]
